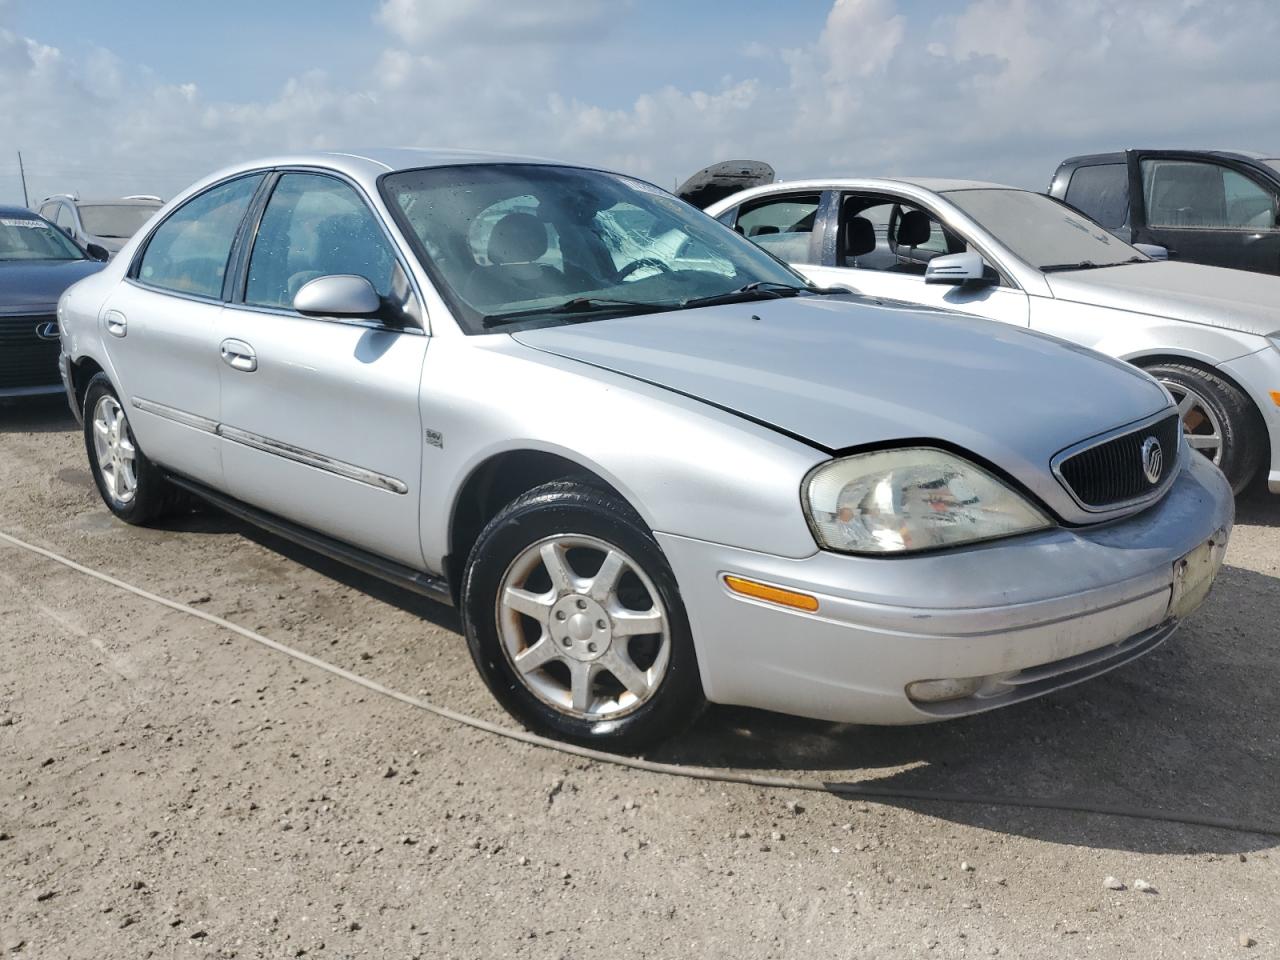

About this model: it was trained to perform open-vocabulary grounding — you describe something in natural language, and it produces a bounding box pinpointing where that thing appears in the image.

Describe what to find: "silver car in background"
[37,194,163,257]
[707,178,1280,494]
[57,150,1232,750]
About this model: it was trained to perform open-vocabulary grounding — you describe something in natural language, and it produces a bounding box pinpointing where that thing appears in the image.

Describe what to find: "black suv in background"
[1049,150,1280,275]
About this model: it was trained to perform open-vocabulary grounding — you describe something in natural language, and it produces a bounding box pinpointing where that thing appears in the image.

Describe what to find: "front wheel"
[1144,362,1264,495]
[461,480,704,753]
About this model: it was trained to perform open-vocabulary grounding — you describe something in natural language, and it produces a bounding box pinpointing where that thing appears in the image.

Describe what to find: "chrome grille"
[1055,413,1182,509]
[0,314,60,390]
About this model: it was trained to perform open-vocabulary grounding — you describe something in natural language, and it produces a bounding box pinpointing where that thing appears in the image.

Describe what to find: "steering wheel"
[617,257,673,281]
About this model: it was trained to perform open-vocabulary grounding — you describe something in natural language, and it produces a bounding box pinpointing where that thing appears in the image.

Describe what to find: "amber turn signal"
[723,575,819,612]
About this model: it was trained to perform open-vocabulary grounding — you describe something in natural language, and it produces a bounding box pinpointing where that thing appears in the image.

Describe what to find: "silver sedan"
[57,151,1233,750]
[707,178,1280,495]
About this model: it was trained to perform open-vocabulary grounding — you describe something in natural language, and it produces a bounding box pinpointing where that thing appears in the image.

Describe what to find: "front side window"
[78,204,160,240]
[942,188,1146,271]
[138,175,262,298]
[245,173,396,310]
[735,193,821,263]
[838,197,961,273]
[0,213,85,261]
[1064,163,1129,230]
[1141,159,1278,230]
[382,164,806,333]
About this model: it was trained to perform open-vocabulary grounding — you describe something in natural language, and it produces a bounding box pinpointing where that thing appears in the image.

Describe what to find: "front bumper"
[1220,345,1280,494]
[658,452,1234,725]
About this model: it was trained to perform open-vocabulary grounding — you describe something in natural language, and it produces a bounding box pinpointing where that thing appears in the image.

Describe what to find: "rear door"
[1132,150,1280,274]
[216,170,429,569]
[800,192,1030,327]
[101,173,265,484]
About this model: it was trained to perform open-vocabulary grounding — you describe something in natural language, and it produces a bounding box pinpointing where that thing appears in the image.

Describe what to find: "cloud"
[375,0,609,46]
[3,0,1280,205]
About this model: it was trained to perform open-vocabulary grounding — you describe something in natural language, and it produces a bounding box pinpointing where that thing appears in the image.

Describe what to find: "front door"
[1132,152,1280,274]
[802,194,1031,327]
[100,173,265,484]
[215,171,429,569]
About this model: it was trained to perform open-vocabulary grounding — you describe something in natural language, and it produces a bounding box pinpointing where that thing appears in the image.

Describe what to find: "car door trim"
[131,397,408,494]
[131,397,219,434]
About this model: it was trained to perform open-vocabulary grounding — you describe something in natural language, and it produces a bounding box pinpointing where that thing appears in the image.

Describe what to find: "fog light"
[906,677,984,704]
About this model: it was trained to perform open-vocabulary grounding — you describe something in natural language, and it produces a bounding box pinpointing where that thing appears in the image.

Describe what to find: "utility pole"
[17,151,30,208]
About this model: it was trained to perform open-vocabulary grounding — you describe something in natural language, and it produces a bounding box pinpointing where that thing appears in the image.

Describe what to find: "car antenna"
[16,150,29,208]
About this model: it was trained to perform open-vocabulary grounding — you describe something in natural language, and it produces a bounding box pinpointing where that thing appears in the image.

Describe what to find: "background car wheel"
[83,373,182,525]
[1144,362,1264,495]
[461,480,704,753]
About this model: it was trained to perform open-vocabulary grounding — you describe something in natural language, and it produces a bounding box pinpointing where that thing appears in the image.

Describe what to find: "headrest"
[896,209,932,247]
[843,215,876,257]
[488,213,547,265]
[749,224,780,237]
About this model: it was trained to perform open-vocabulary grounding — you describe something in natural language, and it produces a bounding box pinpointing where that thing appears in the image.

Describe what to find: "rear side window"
[138,175,262,298]
[1065,164,1129,230]
[245,173,396,310]
[735,193,821,263]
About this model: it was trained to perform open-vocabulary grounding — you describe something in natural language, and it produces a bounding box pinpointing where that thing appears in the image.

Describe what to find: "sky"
[2,0,1279,206]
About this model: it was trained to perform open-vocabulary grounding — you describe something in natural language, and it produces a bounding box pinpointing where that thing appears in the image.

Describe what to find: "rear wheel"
[1144,362,1264,495]
[83,374,181,525]
[461,480,704,752]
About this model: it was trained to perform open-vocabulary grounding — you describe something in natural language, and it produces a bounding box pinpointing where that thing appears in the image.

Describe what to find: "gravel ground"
[1,396,1278,959]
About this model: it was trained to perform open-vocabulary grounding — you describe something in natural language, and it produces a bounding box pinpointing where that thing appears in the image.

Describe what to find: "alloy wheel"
[1162,380,1224,466]
[495,534,671,720]
[91,395,138,505]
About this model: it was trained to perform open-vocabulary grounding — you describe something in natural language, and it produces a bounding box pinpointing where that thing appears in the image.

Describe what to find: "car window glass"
[1141,159,1278,229]
[139,175,262,298]
[55,205,75,231]
[736,194,820,263]
[78,204,159,240]
[470,195,563,270]
[1064,163,1129,230]
[0,214,85,261]
[246,173,397,310]
[594,202,735,279]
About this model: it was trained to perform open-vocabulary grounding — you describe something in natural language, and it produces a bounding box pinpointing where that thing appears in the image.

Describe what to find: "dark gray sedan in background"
[0,205,105,399]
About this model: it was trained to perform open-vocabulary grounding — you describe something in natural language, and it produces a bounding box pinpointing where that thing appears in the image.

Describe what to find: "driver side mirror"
[293,275,383,318]
[924,251,997,287]
[85,243,110,262]
[1132,243,1169,261]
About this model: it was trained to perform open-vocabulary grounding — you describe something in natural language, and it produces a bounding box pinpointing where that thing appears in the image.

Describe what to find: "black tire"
[1144,362,1264,495]
[461,480,705,753]
[82,373,182,525]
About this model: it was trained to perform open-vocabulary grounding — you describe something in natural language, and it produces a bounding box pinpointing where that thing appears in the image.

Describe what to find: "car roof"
[712,176,1021,201]
[1059,149,1279,168]
[0,204,43,218]
[75,197,164,207]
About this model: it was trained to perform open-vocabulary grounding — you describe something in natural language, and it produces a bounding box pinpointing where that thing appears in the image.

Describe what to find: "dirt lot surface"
[1,396,1278,959]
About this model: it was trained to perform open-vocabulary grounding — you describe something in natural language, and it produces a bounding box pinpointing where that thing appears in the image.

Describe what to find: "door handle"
[104,310,127,338]
[220,338,258,373]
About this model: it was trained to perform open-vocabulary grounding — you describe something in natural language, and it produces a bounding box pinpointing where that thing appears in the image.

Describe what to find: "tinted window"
[736,194,821,263]
[138,175,262,298]
[1141,160,1278,229]
[0,214,85,261]
[1064,163,1129,230]
[245,174,396,310]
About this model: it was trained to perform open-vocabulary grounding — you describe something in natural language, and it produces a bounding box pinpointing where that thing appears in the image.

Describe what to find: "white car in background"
[706,178,1280,494]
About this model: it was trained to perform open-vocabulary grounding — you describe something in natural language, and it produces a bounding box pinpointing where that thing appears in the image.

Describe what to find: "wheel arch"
[445,448,642,605]
[68,355,108,418]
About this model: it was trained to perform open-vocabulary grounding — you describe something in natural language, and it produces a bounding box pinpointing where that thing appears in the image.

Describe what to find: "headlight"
[803,447,1051,555]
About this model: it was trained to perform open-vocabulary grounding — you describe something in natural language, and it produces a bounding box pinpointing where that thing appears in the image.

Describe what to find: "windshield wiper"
[1040,257,1149,273]
[680,281,811,310]
[481,297,670,328]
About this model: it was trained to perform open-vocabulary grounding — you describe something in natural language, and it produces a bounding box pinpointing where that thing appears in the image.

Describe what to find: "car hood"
[1044,261,1280,337]
[0,258,104,313]
[512,296,1170,520]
